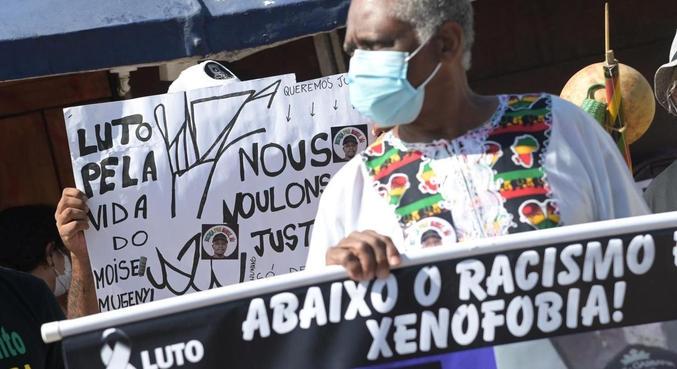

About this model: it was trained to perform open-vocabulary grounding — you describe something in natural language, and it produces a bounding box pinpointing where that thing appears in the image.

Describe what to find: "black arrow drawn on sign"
[286,104,291,122]
[310,102,315,117]
[333,99,338,110]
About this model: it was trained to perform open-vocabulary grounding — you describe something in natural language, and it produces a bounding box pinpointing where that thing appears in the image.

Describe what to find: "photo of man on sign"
[210,233,229,259]
[342,135,359,160]
[331,125,369,162]
[202,225,238,260]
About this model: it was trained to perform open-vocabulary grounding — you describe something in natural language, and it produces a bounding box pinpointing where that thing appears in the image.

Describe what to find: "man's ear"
[437,21,464,63]
[45,241,56,266]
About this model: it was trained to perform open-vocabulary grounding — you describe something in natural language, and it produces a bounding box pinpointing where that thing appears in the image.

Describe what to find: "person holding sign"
[307,0,648,280]
[306,1,650,367]
[54,61,241,318]
[306,0,648,369]
[55,188,98,318]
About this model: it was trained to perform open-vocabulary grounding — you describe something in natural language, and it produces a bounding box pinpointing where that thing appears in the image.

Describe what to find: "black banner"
[62,226,677,369]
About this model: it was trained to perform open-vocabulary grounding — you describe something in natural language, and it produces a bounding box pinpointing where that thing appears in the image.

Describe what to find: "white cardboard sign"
[65,74,371,311]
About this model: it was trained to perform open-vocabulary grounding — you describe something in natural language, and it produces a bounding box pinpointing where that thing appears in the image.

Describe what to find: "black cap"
[421,229,442,242]
[343,135,358,145]
[213,233,228,242]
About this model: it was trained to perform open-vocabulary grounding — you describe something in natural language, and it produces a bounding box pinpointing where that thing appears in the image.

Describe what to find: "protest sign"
[64,73,370,311]
[43,213,677,369]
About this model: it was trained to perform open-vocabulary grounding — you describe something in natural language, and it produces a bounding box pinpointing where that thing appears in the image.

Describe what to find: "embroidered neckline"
[384,94,509,155]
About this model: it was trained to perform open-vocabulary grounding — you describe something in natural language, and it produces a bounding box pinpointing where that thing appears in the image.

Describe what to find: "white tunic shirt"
[307,94,648,269]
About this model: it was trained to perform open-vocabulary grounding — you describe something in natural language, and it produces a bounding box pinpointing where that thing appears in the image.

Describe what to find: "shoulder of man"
[0,266,49,290]
[0,267,65,320]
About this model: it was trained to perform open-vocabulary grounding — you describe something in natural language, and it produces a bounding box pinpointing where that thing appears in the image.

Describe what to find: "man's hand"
[55,188,89,260]
[55,187,98,317]
[326,230,401,281]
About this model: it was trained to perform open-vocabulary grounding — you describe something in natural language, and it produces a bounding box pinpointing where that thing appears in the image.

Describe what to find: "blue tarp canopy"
[0,0,349,81]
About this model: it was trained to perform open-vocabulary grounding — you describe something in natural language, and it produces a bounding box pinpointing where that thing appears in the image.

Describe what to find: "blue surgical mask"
[347,40,441,127]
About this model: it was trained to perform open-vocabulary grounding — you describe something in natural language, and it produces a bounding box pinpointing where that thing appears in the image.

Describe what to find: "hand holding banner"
[44,212,677,369]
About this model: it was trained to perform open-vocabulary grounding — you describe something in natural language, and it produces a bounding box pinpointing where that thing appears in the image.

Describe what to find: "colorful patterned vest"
[362,94,560,250]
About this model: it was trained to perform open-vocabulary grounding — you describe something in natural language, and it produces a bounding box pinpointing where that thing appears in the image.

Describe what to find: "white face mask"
[52,250,72,297]
[346,37,442,127]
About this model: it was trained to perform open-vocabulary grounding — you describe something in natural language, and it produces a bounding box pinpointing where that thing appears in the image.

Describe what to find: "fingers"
[57,207,88,224]
[326,247,364,280]
[61,187,86,198]
[58,220,89,241]
[353,231,388,279]
[55,188,90,248]
[326,230,401,281]
[56,188,89,217]
[56,199,89,228]
[382,235,401,266]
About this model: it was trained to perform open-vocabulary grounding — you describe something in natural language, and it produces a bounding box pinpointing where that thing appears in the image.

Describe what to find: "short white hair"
[391,0,475,70]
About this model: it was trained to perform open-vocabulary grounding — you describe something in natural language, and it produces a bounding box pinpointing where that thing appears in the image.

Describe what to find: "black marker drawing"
[286,104,292,122]
[146,232,228,295]
[310,102,315,117]
[146,233,201,295]
[153,79,283,219]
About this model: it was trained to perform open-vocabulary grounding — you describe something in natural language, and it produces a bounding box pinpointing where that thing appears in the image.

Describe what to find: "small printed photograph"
[201,224,239,260]
[403,216,457,251]
[420,229,444,248]
[203,61,235,80]
[331,124,369,162]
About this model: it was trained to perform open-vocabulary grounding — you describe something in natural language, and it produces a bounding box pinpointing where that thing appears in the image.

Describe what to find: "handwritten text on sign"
[242,234,657,361]
[65,74,369,311]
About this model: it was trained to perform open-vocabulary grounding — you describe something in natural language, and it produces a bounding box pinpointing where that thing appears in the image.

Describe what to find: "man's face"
[212,239,228,256]
[344,0,439,88]
[343,141,358,158]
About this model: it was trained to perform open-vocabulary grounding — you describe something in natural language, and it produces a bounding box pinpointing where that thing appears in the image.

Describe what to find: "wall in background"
[1,0,675,209]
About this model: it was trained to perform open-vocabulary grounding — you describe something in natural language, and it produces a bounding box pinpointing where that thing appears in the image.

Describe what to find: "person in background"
[0,267,65,369]
[644,30,677,213]
[55,60,241,318]
[0,205,72,314]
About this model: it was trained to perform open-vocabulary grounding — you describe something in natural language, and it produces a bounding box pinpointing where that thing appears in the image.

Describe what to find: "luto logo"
[100,328,204,369]
[140,340,204,369]
[100,328,136,369]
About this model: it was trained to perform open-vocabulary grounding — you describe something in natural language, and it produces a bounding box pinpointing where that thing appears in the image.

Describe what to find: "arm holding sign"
[325,230,400,281]
[55,188,99,318]
[308,159,401,281]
